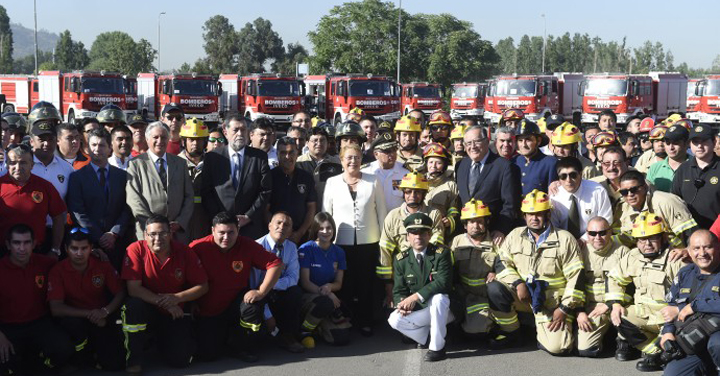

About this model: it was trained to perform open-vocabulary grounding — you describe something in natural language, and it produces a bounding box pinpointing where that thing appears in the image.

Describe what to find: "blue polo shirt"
[298,241,347,287]
[514,151,558,196]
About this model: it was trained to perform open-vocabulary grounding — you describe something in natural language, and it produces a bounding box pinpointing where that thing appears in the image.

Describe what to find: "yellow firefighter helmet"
[460,199,491,220]
[551,122,582,146]
[521,189,552,213]
[398,171,429,191]
[179,117,209,138]
[631,212,669,238]
[394,115,422,133]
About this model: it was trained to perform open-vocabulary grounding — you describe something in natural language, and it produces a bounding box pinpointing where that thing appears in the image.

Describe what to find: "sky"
[4,0,719,72]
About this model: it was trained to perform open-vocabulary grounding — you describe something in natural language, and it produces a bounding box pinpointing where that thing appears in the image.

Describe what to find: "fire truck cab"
[138,72,220,123]
[486,74,559,124]
[686,78,701,121]
[450,82,486,120]
[693,75,720,124]
[400,82,443,116]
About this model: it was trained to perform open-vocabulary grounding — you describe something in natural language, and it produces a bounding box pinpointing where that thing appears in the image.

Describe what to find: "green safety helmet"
[335,121,366,142]
[97,104,127,125]
[1,112,27,133]
[28,101,62,128]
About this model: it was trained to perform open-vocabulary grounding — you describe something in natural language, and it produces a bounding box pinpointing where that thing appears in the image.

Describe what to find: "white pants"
[388,294,453,351]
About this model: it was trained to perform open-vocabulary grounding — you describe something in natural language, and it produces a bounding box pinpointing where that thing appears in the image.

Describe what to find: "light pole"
[33,0,38,75]
[396,0,402,84]
[541,14,546,74]
[157,12,166,73]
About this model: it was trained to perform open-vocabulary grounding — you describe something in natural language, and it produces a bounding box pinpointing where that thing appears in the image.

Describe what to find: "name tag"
[310,263,322,268]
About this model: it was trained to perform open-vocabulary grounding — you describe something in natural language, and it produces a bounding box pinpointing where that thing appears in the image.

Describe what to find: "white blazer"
[323,173,388,246]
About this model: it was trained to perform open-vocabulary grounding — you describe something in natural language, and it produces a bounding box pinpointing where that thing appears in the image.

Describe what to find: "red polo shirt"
[0,254,56,324]
[121,240,208,298]
[0,174,66,246]
[190,235,281,317]
[167,140,181,155]
[47,257,122,310]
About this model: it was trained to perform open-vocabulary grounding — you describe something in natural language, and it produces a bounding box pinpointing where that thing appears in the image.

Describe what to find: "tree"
[87,31,156,75]
[55,30,89,71]
[200,15,238,74]
[272,43,309,75]
[236,18,284,74]
[494,37,515,74]
[0,5,13,73]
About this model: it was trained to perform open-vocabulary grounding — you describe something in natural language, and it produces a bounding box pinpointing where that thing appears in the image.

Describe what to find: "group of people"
[1,101,720,375]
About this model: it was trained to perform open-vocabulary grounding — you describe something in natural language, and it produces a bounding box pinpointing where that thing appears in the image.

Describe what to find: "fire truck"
[691,75,720,124]
[219,73,305,129]
[484,74,567,124]
[400,82,443,116]
[449,82,486,119]
[303,73,400,125]
[137,72,220,122]
[686,78,702,121]
[580,72,687,125]
[124,75,138,117]
[0,70,127,124]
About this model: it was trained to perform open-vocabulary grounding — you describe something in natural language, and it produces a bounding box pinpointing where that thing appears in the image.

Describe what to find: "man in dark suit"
[67,128,131,268]
[202,115,272,239]
[455,125,521,243]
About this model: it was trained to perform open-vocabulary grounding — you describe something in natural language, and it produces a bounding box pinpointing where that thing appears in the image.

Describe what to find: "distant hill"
[10,23,59,58]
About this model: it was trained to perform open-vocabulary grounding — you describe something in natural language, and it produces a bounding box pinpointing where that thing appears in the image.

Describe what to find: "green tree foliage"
[197,15,238,74]
[13,50,52,73]
[236,18,284,74]
[54,30,89,71]
[272,43,309,75]
[87,31,156,76]
[0,5,13,73]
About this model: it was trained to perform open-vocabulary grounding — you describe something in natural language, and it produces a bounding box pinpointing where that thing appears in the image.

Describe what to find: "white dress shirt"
[361,160,409,212]
[108,154,132,170]
[550,179,613,237]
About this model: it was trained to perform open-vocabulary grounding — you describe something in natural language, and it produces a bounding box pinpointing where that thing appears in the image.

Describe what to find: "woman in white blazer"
[323,144,387,335]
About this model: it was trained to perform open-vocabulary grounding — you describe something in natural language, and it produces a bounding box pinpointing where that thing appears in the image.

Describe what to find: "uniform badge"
[297,184,307,194]
[174,268,183,280]
[31,191,44,203]
[92,274,105,288]
[232,260,243,273]
[695,126,703,133]
[713,286,720,293]
[35,275,45,288]
[711,177,718,185]
[585,209,592,215]
[57,174,65,183]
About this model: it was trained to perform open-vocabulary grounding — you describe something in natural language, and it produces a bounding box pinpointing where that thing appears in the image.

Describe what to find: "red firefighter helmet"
[638,118,655,133]
[673,119,693,130]
[427,110,453,126]
[422,142,451,161]
[502,109,525,121]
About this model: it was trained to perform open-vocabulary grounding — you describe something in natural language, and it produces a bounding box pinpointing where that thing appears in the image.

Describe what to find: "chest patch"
[31,191,44,203]
[57,174,65,183]
[35,275,45,288]
[232,261,243,273]
[91,274,105,288]
[174,268,183,281]
[297,184,307,194]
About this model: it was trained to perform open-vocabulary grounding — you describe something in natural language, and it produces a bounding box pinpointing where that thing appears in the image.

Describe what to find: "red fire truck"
[580,72,687,125]
[686,78,702,121]
[219,73,304,128]
[0,70,127,124]
[692,75,720,124]
[124,75,138,117]
[449,82,486,120]
[137,72,220,122]
[400,82,443,116]
[303,73,400,125]
[484,74,561,124]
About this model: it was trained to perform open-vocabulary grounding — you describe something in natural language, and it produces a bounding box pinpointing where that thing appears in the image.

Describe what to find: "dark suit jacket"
[392,244,452,310]
[67,163,131,242]
[455,152,521,234]
[201,145,272,239]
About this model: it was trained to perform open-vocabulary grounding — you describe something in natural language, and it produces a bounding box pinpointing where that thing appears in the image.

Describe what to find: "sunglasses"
[587,229,609,237]
[430,125,450,132]
[166,114,184,121]
[618,185,643,196]
[208,137,226,143]
[558,171,579,181]
[70,227,90,234]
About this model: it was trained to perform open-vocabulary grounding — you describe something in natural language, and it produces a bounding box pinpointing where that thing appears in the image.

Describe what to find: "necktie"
[158,158,167,191]
[568,194,581,238]
[98,167,108,198]
[232,153,241,190]
[274,243,284,258]
[468,162,480,194]
[416,253,424,271]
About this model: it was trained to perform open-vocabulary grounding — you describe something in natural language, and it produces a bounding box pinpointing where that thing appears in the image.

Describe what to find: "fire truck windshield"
[258,81,300,96]
[413,86,440,98]
[584,79,627,96]
[81,77,124,94]
[452,86,477,98]
[704,80,720,96]
[124,80,136,95]
[687,83,697,97]
[495,80,536,96]
[349,81,392,97]
[173,80,217,96]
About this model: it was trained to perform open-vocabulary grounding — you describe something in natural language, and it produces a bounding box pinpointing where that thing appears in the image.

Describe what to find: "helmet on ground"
[551,122,581,146]
[97,104,127,125]
[631,212,669,238]
[180,117,209,138]
[394,115,422,133]
[521,189,551,213]
[398,171,429,191]
[460,199,491,220]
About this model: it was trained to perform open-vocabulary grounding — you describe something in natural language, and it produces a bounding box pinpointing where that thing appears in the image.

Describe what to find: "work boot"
[635,352,663,372]
[423,348,446,362]
[489,331,517,350]
[615,338,641,361]
[277,332,305,353]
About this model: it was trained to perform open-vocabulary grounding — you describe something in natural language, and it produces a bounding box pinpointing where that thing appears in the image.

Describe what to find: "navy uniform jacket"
[456,152,521,235]
[513,152,558,196]
[663,263,720,334]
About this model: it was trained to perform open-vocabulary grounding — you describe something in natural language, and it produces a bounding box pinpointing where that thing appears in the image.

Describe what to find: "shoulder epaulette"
[397,251,408,260]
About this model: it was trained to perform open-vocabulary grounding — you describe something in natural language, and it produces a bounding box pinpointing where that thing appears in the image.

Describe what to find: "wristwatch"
[50,247,61,256]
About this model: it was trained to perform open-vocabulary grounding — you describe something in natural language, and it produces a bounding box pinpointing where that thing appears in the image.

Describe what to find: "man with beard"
[500,109,524,133]
[179,118,211,241]
[590,146,629,207]
[427,111,453,150]
[647,125,689,192]
[490,189,584,354]
[108,125,134,171]
[377,172,445,304]
[160,103,185,155]
[513,119,557,196]
[394,116,424,172]
[450,199,499,338]
[423,143,460,235]
[249,118,278,169]
[635,126,668,174]
[361,132,409,212]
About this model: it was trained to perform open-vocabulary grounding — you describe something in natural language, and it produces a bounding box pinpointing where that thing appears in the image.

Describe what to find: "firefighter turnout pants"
[616,304,663,355]
[575,303,611,357]
[0,317,74,374]
[58,316,125,371]
[388,294,454,351]
[300,293,351,345]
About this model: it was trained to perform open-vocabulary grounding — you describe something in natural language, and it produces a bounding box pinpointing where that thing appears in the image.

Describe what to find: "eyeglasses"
[601,161,624,168]
[637,236,661,244]
[208,137,226,143]
[463,139,486,147]
[587,229,609,237]
[618,185,644,196]
[166,115,184,121]
[70,227,90,234]
[343,156,361,162]
[558,171,579,181]
[430,125,450,132]
[146,231,169,239]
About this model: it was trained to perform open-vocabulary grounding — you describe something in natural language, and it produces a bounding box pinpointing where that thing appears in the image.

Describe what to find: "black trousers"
[0,317,74,374]
[268,285,303,336]
[194,294,265,361]
[58,316,125,371]
[339,242,378,328]
[120,297,196,368]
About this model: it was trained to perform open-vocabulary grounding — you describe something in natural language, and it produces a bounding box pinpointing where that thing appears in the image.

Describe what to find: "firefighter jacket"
[425,170,460,234]
[580,239,631,307]
[496,225,585,309]
[397,147,424,173]
[607,247,685,325]
[377,204,445,279]
[450,233,497,305]
[615,190,697,248]
[392,243,452,309]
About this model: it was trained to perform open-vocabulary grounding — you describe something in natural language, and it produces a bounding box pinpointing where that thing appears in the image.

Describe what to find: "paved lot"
[76,324,661,376]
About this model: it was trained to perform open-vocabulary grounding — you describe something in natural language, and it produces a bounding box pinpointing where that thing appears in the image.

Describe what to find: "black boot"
[424,348,446,362]
[489,331,517,350]
[635,352,663,372]
[615,338,641,361]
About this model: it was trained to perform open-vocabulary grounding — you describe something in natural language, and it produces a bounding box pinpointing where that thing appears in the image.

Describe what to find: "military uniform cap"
[404,213,433,231]
[370,131,398,152]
